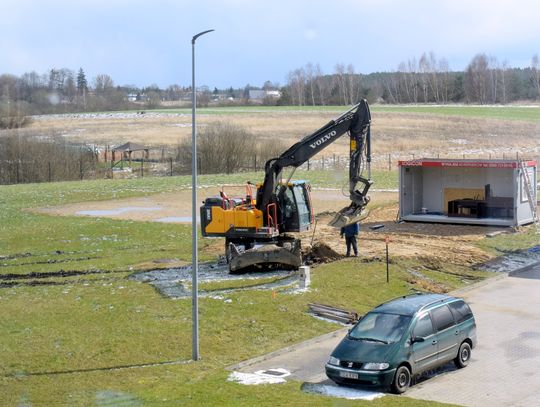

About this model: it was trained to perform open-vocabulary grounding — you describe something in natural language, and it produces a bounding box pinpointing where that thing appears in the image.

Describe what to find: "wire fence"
[2,150,538,186]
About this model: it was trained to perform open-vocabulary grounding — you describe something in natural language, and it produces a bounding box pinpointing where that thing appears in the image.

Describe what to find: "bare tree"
[438,58,450,103]
[314,64,330,105]
[346,64,362,104]
[177,122,257,174]
[93,74,115,96]
[334,63,348,105]
[532,54,540,99]
[287,68,306,105]
[419,53,430,102]
[499,60,509,104]
[465,54,489,103]
[305,63,316,106]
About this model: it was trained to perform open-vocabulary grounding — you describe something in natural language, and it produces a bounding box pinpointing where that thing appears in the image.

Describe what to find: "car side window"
[430,305,455,331]
[413,313,434,338]
[448,300,473,324]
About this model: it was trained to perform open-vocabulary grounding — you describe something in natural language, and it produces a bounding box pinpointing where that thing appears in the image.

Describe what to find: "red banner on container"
[398,160,536,168]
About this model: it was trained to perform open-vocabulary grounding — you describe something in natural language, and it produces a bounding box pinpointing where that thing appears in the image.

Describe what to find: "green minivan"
[325,293,477,393]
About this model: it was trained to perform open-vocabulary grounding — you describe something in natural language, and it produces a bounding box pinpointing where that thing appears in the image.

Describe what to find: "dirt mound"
[303,242,343,264]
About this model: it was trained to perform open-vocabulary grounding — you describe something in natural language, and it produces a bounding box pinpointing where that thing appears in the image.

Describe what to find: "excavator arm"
[257,99,372,227]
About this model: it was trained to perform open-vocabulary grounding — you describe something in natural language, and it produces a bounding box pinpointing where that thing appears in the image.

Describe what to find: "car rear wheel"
[391,365,411,394]
[454,342,471,368]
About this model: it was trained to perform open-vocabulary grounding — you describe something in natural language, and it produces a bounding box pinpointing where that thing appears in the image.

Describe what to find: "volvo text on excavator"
[200,100,373,272]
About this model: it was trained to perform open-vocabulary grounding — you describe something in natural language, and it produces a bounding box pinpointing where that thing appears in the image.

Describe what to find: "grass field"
[27,104,540,163]
[2,103,540,405]
[2,171,537,405]
[149,104,540,122]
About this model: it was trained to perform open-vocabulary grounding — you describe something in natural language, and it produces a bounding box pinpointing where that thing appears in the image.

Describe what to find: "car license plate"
[339,371,358,379]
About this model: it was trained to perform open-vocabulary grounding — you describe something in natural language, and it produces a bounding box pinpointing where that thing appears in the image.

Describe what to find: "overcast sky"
[1,0,539,89]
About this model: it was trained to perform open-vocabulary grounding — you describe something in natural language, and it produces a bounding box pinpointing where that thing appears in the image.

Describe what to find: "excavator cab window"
[292,184,311,230]
[278,182,312,233]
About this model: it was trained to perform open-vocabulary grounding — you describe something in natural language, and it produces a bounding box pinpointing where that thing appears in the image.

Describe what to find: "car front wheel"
[454,342,471,368]
[391,365,411,394]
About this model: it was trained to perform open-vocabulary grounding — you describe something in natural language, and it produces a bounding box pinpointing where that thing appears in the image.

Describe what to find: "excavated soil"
[35,187,509,269]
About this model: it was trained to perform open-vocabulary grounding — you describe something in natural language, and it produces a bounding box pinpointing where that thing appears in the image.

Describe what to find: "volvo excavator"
[200,99,373,272]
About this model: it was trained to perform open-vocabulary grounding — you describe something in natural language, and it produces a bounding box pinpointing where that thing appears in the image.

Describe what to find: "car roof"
[374,293,453,316]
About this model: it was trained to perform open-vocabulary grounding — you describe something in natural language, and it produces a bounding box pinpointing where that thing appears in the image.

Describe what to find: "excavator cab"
[275,180,313,233]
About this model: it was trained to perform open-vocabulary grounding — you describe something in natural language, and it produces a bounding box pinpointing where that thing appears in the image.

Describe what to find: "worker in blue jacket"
[340,222,360,257]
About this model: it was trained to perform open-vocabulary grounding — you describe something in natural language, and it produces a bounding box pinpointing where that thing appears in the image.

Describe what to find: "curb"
[508,259,540,276]
[227,327,349,371]
[449,271,508,296]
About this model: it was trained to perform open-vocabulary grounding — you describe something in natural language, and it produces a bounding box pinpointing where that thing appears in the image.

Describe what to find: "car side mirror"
[412,336,425,343]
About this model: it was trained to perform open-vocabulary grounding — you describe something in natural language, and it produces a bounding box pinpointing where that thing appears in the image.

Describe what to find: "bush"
[176,122,288,175]
[0,131,98,184]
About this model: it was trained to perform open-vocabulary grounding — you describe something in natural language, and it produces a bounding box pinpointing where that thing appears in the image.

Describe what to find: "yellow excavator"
[200,100,373,272]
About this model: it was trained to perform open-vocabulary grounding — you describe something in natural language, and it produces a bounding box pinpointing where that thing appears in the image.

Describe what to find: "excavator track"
[228,239,301,273]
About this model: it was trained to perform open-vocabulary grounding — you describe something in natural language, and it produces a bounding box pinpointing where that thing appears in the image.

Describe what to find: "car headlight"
[328,356,340,366]
[363,362,389,370]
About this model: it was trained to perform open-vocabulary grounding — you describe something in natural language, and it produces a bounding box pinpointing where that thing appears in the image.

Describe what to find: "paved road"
[406,264,540,406]
[235,264,540,406]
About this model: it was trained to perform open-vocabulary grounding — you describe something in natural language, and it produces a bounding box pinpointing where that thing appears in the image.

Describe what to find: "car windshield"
[349,312,411,344]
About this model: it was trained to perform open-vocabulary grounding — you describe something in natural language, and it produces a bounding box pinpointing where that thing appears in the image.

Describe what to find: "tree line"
[282,52,540,105]
[1,52,540,129]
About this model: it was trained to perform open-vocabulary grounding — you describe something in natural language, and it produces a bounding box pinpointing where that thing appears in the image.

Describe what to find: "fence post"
[307,159,310,171]
[170,157,173,176]
[16,161,20,184]
[322,155,324,170]
[79,155,83,180]
[388,154,391,171]
[141,157,144,178]
[48,162,52,182]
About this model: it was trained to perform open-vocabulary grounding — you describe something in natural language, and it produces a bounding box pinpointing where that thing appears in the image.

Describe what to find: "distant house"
[248,90,282,102]
[248,90,267,100]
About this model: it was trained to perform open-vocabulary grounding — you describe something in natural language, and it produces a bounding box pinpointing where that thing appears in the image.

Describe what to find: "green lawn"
[144,104,540,122]
[373,104,540,122]
[0,174,531,406]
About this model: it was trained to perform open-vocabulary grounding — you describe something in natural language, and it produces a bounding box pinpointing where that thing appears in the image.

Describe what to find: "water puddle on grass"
[130,262,298,299]
[76,206,162,216]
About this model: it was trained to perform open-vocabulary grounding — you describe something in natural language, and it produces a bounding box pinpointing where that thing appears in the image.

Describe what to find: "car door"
[411,312,439,373]
[430,304,459,363]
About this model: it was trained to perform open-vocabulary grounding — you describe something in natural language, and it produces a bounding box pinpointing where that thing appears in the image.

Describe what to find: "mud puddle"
[130,262,298,299]
[475,246,540,273]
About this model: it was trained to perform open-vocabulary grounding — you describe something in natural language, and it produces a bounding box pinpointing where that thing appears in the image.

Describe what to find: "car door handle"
[455,330,460,335]
[432,340,438,345]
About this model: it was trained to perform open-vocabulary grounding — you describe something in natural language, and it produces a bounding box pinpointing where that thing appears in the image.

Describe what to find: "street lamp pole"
[191,29,214,361]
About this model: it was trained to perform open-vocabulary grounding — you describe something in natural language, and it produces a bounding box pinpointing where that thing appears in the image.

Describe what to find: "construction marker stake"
[385,236,390,283]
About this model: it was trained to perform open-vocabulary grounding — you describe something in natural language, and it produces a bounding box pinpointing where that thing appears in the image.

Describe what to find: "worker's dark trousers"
[345,235,358,256]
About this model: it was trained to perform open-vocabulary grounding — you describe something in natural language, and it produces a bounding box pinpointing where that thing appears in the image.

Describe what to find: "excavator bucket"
[328,204,370,229]
[228,240,302,273]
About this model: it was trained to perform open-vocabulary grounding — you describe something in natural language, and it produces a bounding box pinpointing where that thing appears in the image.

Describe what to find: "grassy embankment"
[0,169,535,405]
